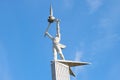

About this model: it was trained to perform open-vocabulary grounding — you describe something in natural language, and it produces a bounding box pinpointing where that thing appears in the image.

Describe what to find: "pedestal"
[51,60,89,80]
[51,61,70,80]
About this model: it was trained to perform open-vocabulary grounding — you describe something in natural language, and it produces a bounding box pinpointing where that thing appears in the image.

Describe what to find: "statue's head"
[56,34,59,37]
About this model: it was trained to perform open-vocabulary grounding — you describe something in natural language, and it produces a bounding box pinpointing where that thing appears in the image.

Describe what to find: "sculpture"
[45,19,66,60]
[44,5,90,80]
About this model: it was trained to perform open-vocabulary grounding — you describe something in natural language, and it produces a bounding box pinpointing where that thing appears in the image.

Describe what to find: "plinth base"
[51,61,70,80]
[51,60,89,80]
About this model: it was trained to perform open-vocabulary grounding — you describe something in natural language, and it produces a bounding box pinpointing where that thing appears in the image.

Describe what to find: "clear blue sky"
[0,0,120,80]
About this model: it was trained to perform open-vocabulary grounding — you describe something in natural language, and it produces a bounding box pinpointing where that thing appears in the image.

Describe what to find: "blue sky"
[0,0,120,80]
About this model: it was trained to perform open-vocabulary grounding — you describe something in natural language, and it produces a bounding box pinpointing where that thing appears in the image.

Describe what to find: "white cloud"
[73,50,89,80]
[92,34,119,53]
[91,2,120,52]
[74,51,83,61]
[72,1,120,80]
[86,0,102,13]
[74,51,85,76]
[73,2,120,77]
[73,42,88,76]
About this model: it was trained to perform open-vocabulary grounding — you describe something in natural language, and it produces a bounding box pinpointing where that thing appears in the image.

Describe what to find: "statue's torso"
[53,37,60,45]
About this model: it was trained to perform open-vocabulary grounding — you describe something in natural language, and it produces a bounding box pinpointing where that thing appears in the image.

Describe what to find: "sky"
[0,0,120,80]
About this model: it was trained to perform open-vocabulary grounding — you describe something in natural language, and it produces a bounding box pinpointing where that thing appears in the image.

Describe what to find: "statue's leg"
[53,48,57,60]
[59,52,65,60]
[57,47,65,60]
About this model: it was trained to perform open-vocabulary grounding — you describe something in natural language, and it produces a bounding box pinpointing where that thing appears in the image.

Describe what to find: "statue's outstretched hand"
[45,32,48,35]
[44,32,48,37]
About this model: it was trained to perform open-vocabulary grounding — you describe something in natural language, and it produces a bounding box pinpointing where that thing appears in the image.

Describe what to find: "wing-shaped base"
[51,60,90,77]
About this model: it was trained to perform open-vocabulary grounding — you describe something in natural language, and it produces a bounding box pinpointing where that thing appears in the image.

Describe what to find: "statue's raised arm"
[56,19,61,39]
[45,32,53,40]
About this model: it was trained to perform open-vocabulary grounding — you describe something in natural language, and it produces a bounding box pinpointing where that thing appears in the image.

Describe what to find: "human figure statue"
[45,19,66,60]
